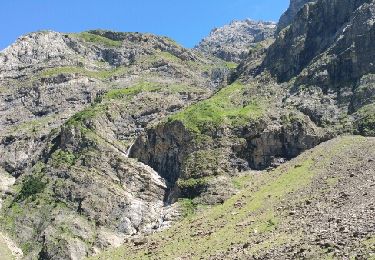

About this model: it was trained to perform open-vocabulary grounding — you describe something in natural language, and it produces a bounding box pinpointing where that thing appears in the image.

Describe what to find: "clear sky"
[0,0,289,50]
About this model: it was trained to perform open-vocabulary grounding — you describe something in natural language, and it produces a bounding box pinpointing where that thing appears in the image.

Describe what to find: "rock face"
[256,0,375,129]
[277,0,317,32]
[0,30,229,177]
[196,19,276,62]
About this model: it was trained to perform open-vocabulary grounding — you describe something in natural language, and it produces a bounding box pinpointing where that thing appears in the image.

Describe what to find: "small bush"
[177,178,209,198]
[17,175,47,202]
[51,150,76,167]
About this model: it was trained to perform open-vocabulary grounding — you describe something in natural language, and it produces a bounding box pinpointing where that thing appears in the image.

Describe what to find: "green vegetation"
[72,32,123,48]
[177,177,209,198]
[178,199,198,218]
[232,174,254,189]
[16,175,47,202]
[51,150,76,168]
[355,104,375,136]
[169,82,264,134]
[182,149,225,179]
[104,82,161,100]
[225,62,238,69]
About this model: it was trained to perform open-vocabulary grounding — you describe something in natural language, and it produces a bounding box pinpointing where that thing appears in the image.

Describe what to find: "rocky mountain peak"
[277,0,317,32]
[195,19,276,62]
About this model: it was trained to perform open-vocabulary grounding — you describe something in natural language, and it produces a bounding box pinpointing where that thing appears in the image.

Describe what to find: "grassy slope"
[169,82,265,134]
[91,136,375,259]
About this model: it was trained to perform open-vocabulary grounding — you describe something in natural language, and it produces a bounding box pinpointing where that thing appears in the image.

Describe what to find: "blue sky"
[0,0,289,50]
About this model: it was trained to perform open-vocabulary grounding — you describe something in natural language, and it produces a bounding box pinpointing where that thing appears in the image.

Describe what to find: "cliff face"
[257,0,375,129]
[264,0,373,83]
[277,0,317,32]
[196,19,276,63]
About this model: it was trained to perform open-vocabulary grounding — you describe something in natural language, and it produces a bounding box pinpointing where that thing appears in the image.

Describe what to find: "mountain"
[0,0,374,259]
[196,19,276,63]
[0,30,232,259]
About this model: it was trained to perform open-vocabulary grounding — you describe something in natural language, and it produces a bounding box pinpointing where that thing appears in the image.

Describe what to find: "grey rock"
[196,19,276,62]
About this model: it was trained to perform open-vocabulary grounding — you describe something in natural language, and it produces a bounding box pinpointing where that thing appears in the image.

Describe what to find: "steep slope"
[92,136,375,259]
[277,0,317,32]
[196,19,276,63]
[0,31,232,259]
[238,0,375,133]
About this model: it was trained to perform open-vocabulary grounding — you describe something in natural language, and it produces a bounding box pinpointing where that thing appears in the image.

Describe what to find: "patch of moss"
[169,82,264,134]
[72,32,123,48]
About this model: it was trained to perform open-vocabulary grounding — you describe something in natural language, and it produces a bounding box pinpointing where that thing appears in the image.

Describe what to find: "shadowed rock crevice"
[129,115,327,201]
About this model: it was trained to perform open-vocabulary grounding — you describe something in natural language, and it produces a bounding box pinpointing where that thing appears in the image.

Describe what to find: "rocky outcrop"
[196,19,276,63]
[263,0,370,83]
[253,0,375,129]
[130,81,328,203]
[277,0,317,32]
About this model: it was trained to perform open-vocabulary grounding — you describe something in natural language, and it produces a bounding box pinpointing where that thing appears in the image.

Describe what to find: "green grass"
[72,32,123,47]
[225,62,238,69]
[169,82,264,134]
[104,82,161,100]
[178,199,198,218]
